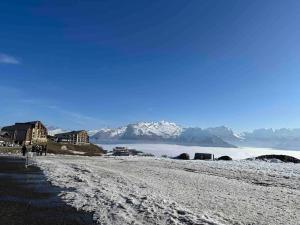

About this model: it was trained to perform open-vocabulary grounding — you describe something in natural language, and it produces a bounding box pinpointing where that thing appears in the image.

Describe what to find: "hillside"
[46,141,104,156]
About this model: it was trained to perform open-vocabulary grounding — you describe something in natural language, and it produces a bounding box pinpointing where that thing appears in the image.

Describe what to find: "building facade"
[54,130,89,145]
[1,121,48,145]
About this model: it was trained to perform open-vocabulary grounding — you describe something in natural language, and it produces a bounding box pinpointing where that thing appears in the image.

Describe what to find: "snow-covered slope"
[87,130,101,136]
[37,155,300,225]
[92,127,126,140]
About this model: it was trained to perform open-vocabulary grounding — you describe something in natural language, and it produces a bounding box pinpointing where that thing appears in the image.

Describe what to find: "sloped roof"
[54,130,87,137]
[1,121,46,131]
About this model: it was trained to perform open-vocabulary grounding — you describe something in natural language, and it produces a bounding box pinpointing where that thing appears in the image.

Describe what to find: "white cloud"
[0,53,20,64]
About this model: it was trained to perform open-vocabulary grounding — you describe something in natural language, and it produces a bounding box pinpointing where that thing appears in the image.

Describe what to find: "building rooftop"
[54,130,87,137]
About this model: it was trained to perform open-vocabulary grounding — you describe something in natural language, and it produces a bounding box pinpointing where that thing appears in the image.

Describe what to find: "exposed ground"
[0,156,97,225]
[46,141,104,156]
[0,146,21,154]
[0,141,104,156]
[37,155,300,225]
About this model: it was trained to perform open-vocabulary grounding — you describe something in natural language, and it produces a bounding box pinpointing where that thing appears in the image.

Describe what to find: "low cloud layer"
[0,53,20,64]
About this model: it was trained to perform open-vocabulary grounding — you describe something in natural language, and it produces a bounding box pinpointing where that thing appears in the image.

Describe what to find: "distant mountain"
[47,126,69,136]
[91,121,235,148]
[121,121,182,140]
[239,128,300,150]
[177,128,236,147]
[92,127,126,140]
[87,130,101,136]
[205,126,243,143]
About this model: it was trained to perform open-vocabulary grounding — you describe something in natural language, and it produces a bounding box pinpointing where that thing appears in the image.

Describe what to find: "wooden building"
[54,130,89,145]
[1,121,48,145]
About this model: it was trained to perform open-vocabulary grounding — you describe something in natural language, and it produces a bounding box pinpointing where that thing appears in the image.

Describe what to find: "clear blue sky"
[1,0,300,131]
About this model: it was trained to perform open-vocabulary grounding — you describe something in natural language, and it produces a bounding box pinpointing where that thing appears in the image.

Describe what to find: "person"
[37,145,41,156]
[43,145,47,156]
[39,145,43,156]
[32,145,36,152]
[35,145,39,156]
[22,145,27,156]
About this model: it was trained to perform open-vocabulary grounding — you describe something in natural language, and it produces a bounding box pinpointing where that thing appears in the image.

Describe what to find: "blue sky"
[1,0,300,131]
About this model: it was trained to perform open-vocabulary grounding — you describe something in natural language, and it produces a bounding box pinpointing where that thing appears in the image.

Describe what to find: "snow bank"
[37,155,300,225]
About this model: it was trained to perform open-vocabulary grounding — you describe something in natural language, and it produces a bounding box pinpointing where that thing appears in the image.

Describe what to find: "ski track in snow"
[37,156,300,225]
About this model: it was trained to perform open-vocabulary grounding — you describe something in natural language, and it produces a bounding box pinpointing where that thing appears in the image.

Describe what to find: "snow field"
[37,155,300,225]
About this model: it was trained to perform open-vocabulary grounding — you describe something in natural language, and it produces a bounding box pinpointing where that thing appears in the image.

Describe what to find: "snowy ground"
[100,143,300,159]
[37,155,300,225]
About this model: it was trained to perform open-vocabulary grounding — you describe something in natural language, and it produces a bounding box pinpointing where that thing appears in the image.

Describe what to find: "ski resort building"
[54,130,89,145]
[1,121,48,145]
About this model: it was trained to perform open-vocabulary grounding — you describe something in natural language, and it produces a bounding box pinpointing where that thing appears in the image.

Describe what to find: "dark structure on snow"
[176,153,190,160]
[113,147,130,156]
[194,153,214,160]
[217,155,232,161]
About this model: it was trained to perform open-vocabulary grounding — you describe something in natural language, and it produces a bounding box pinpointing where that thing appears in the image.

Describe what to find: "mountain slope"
[205,126,242,143]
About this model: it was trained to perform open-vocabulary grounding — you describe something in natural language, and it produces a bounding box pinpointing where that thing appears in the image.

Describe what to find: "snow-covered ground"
[100,143,300,159]
[37,155,300,225]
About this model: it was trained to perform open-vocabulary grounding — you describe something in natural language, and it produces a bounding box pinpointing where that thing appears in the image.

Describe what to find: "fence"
[25,152,37,168]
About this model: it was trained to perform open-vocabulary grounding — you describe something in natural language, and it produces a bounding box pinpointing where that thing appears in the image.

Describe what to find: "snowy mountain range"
[90,121,236,148]
[47,122,300,150]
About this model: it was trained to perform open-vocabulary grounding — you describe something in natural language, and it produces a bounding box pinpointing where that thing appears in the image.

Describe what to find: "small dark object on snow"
[194,153,213,160]
[218,156,232,161]
[176,153,190,160]
[255,155,300,163]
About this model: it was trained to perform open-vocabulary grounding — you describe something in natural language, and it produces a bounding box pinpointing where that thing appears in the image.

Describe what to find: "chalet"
[1,121,48,145]
[54,130,89,145]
